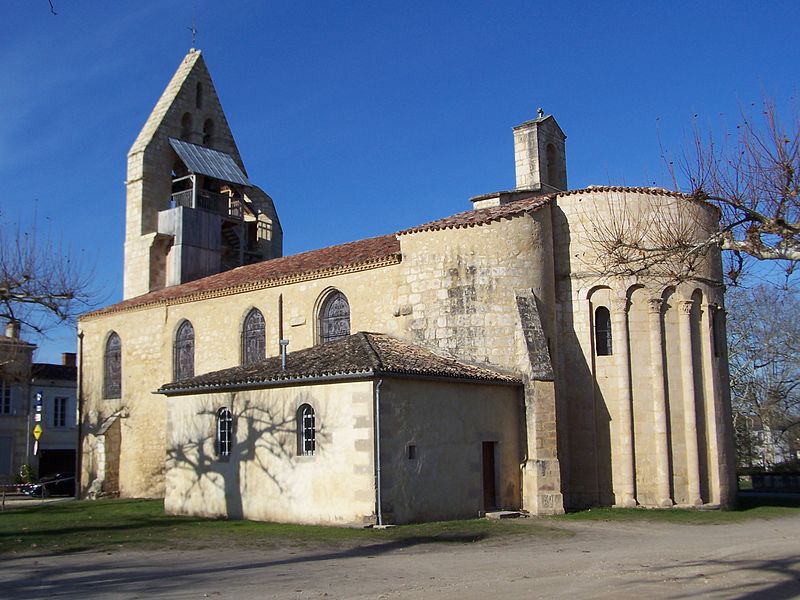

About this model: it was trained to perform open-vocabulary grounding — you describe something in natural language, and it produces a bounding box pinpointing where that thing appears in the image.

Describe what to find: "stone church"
[78,50,736,525]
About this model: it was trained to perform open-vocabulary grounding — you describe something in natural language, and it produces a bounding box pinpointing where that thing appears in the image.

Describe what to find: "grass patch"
[0,499,564,556]
[555,495,800,524]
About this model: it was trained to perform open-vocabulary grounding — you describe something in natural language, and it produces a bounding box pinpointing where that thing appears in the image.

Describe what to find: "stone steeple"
[123,50,281,299]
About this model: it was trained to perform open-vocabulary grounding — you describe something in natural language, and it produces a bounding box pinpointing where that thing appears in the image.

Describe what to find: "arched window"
[319,291,350,344]
[594,306,612,356]
[216,407,232,458]
[174,320,195,380]
[241,308,265,366]
[103,332,122,399]
[546,143,558,187]
[297,404,316,456]
[195,82,203,109]
[202,118,214,145]
[180,112,193,139]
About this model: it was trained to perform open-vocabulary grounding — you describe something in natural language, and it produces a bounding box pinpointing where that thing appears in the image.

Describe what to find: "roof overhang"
[169,138,251,186]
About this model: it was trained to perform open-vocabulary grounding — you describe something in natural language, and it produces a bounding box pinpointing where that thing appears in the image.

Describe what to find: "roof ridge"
[359,332,385,372]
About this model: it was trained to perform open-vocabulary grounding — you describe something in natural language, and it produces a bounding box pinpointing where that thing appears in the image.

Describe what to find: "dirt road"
[2,515,798,599]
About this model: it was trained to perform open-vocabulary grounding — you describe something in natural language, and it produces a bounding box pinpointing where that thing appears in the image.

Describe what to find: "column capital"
[647,297,663,314]
[678,299,695,316]
[612,297,630,314]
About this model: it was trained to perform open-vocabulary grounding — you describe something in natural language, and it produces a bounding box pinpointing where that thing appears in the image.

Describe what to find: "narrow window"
[594,306,613,356]
[546,143,558,187]
[216,407,233,458]
[181,112,193,139]
[104,332,122,399]
[319,291,350,344]
[242,308,266,366]
[202,118,214,145]
[195,82,203,109]
[174,320,195,380]
[297,404,316,456]
[52,397,68,428]
[407,444,417,460]
[712,306,725,358]
[0,381,11,415]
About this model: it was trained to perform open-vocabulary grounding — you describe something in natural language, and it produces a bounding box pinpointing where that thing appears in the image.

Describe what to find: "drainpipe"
[374,379,384,526]
[75,331,84,499]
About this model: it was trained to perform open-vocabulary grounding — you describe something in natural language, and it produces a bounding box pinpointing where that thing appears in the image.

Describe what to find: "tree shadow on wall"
[166,391,328,520]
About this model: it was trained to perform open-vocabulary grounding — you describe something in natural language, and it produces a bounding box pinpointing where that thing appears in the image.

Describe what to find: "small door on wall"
[482,441,497,511]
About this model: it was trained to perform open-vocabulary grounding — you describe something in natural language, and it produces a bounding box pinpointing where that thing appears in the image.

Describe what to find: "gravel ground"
[1,514,798,599]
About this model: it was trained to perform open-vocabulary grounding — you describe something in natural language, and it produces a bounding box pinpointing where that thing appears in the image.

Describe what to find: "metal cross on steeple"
[188,3,198,49]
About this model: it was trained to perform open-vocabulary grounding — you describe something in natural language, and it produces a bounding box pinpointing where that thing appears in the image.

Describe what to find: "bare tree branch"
[0,213,97,336]
[589,99,799,286]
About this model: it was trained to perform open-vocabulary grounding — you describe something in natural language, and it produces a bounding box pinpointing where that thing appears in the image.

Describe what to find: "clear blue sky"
[2,0,797,363]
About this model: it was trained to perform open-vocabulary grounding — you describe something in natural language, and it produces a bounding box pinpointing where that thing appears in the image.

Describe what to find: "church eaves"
[157,331,521,395]
[82,234,402,320]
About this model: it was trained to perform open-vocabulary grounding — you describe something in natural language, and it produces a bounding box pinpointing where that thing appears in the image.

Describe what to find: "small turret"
[513,109,567,192]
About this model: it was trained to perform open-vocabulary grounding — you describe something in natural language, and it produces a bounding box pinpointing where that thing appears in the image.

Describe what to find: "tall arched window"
[180,112,193,139]
[242,308,265,366]
[202,118,214,145]
[297,404,316,456]
[319,291,350,344]
[594,306,612,356]
[103,332,122,399]
[216,407,232,458]
[174,320,195,380]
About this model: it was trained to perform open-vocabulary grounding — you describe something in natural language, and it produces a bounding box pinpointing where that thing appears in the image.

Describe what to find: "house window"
[216,407,233,458]
[52,397,68,428]
[174,320,195,380]
[0,381,11,415]
[242,308,266,366]
[319,291,350,344]
[104,332,122,399]
[594,306,612,356]
[297,404,316,456]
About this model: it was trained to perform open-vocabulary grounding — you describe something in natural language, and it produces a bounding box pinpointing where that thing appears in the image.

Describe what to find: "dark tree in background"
[727,286,800,469]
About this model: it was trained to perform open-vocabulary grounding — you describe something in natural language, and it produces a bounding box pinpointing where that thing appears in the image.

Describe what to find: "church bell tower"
[513,109,567,193]
[122,50,282,300]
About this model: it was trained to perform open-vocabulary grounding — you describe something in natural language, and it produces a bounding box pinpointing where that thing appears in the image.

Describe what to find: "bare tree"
[586,99,799,286]
[727,285,800,469]
[0,215,96,336]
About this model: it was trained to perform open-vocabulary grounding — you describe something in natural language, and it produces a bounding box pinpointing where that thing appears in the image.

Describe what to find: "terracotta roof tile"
[399,195,552,235]
[84,186,708,319]
[84,234,401,318]
[157,332,521,394]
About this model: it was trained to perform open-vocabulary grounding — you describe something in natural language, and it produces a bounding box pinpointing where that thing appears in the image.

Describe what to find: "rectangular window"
[407,444,417,460]
[0,381,11,415]
[53,397,68,428]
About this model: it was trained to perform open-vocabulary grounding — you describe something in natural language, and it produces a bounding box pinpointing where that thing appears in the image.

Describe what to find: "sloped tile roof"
[84,186,705,320]
[399,195,552,235]
[83,234,402,318]
[157,332,521,394]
